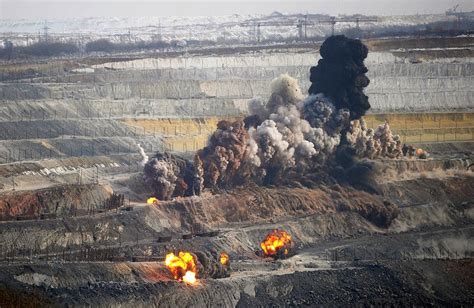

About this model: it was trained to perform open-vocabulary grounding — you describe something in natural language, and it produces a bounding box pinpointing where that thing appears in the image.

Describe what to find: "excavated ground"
[0,36,473,306]
[0,165,472,306]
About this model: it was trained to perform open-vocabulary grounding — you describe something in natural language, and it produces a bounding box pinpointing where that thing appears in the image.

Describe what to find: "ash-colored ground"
[0,33,473,306]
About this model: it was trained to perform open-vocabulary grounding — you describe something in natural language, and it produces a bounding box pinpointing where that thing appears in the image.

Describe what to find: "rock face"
[157,184,400,229]
[0,175,471,306]
[1,41,473,113]
[0,38,472,171]
[0,184,111,220]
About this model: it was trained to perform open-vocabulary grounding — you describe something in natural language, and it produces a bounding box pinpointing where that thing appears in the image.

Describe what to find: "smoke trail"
[137,144,149,166]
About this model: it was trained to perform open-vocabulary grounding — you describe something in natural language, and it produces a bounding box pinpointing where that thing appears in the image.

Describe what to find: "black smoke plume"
[309,35,370,120]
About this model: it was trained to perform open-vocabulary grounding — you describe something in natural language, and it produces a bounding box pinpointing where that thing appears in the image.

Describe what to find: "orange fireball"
[415,148,429,159]
[260,229,293,258]
[147,197,159,205]
[165,251,197,285]
[220,252,230,266]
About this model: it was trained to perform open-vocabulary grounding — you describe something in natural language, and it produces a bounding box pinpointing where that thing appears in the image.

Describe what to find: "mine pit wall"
[1,52,473,113]
[364,112,474,143]
[1,259,473,307]
[5,151,139,174]
[0,176,471,265]
[0,116,235,165]
[0,39,473,306]
[120,117,239,152]
[118,112,474,152]
[0,112,470,166]
[0,183,112,220]
[0,177,471,307]
[383,158,472,174]
[0,137,164,164]
[0,44,471,189]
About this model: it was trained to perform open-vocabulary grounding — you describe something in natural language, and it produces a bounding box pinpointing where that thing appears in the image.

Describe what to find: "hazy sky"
[1,0,473,20]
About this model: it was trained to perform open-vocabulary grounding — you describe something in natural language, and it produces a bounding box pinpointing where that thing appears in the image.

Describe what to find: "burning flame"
[182,270,196,284]
[415,148,428,159]
[415,148,425,156]
[260,229,292,258]
[165,251,197,285]
[147,197,159,205]
[220,252,230,266]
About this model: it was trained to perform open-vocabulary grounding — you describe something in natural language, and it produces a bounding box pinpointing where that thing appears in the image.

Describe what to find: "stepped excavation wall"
[1,53,472,113]
[364,112,474,143]
[0,47,472,166]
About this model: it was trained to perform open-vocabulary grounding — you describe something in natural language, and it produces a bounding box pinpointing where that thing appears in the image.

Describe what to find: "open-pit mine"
[0,11,473,307]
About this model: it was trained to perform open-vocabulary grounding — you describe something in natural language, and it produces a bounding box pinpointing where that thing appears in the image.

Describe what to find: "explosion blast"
[146,197,159,205]
[144,35,417,199]
[260,229,293,259]
[165,251,198,285]
[143,152,198,201]
[220,252,230,267]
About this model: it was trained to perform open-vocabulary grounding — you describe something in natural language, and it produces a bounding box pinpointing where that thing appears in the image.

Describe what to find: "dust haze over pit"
[2,0,474,19]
